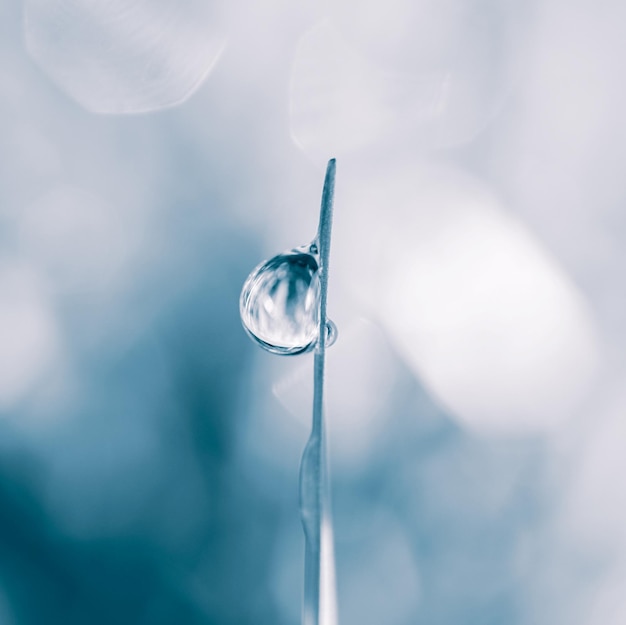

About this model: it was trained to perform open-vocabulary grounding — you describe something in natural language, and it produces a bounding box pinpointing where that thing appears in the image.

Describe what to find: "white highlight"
[24,0,228,114]
[336,162,600,433]
[290,10,510,162]
[0,264,60,410]
[320,516,338,625]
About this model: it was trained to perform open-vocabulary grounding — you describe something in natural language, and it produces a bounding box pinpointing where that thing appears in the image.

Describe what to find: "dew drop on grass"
[240,246,337,355]
[240,159,338,625]
[324,319,338,348]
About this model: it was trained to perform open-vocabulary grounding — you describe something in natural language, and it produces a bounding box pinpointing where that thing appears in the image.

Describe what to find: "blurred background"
[1,0,626,623]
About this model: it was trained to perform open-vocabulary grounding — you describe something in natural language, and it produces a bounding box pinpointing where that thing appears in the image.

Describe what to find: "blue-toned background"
[1,1,625,623]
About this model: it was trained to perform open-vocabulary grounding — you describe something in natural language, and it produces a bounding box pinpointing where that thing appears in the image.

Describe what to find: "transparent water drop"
[240,246,337,355]
[324,319,338,348]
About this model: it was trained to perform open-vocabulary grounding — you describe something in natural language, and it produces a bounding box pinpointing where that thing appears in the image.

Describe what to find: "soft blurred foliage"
[1,0,625,623]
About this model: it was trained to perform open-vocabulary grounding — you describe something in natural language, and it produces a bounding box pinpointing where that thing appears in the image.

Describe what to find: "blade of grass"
[299,158,337,625]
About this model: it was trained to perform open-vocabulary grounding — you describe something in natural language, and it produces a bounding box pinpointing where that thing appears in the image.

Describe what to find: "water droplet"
[240,248,321,355]
[324,319,338,348]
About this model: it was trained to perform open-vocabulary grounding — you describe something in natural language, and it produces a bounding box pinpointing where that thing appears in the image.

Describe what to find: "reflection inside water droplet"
[240,247,337,355]
[240,249,319,355]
